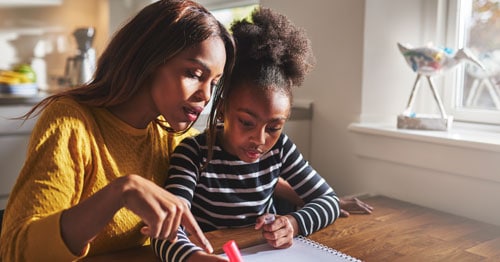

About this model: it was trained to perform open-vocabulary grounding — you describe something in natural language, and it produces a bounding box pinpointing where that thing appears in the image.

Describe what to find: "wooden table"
[84,195,500,261]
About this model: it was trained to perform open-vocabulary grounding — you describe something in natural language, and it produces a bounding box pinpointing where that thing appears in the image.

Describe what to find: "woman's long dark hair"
[22,0,235,135]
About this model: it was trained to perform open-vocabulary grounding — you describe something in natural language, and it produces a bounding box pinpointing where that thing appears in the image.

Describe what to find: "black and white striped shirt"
[152,132,340,261]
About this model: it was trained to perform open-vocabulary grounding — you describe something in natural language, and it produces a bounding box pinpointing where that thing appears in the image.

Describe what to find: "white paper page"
[222,236,360,262]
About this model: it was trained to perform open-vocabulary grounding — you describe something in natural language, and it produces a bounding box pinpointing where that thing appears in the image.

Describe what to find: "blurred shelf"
[0,0,62,8]
[0,26,64,35]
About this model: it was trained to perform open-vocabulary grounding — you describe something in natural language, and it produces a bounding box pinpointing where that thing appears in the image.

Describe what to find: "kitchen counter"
[0,92,50,106]
[0,102,39,209]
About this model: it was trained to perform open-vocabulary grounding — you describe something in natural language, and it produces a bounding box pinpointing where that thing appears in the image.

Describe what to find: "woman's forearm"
[60,176,125,255]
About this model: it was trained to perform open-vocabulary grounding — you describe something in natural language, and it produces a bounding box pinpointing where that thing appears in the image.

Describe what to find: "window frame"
[442,0,500,125]
[197,0,258,12]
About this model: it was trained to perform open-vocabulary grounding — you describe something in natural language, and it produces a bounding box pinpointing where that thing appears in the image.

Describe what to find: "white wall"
[108,0,155,38]
[361,0,445,122]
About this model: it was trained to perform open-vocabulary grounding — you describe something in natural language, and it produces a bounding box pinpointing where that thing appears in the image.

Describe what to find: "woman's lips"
[186,110,198,122]
[184,106,203,122]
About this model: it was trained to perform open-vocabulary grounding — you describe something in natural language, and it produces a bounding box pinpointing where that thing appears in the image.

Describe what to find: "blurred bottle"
[64,27,96,87]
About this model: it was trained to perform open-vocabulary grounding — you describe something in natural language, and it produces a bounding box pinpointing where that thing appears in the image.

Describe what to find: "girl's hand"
[255,214,296,249]
[186,251,228,262]
[339,197,374,217]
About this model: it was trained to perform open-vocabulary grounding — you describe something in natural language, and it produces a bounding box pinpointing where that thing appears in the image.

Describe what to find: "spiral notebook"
[224,236,361,262]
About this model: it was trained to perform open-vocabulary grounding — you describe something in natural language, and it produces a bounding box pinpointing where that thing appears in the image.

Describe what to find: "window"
[444,0,500,124]
[210,4,258,29]
[196,0,258,28]
[192,2,258,129]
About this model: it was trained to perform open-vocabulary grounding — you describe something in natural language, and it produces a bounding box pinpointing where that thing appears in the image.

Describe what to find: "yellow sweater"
[0,98,197,261]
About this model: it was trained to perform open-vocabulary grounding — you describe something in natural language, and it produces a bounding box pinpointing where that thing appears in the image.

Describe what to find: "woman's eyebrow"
[187,58,211,74]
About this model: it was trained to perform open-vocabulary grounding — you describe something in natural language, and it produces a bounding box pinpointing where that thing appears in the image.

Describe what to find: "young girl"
[152,7,339,262]
[0,0,234,260]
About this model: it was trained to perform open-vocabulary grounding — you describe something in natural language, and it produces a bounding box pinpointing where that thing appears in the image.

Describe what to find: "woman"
[0,0,234,261]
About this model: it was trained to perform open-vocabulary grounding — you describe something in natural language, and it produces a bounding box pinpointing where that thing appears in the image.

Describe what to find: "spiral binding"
[296,235,362,262]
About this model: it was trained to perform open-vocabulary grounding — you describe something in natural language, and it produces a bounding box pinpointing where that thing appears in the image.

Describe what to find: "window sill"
[349,121,500,153]
[348,121,500,183]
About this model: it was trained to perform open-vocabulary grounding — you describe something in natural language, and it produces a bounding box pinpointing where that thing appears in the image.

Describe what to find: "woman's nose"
[195,82,212,103]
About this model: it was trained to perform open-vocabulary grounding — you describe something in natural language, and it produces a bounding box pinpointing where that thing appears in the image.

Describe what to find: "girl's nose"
[251,127,266,145]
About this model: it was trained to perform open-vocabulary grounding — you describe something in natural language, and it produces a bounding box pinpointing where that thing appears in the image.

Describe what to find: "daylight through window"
[448,0,500,124]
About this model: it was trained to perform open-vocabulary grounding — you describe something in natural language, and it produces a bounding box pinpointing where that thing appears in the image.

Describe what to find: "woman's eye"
[187,70,202,79]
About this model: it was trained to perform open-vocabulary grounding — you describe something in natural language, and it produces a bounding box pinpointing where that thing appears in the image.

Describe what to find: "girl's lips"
[245,149,262,160]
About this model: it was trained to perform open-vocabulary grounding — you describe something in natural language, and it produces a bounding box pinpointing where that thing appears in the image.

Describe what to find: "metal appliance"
[64,27,96,87]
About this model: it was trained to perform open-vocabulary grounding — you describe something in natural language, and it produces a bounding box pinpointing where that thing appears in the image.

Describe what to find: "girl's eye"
[238,118,254,127]
[267,126,282,133]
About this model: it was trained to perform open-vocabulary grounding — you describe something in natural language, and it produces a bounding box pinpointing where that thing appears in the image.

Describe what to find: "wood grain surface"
[84,195,500,261]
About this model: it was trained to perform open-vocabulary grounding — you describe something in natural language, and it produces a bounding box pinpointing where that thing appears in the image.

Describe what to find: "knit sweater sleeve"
[279,134,340,236]
[152,136,204,261]
[0,99,93,261]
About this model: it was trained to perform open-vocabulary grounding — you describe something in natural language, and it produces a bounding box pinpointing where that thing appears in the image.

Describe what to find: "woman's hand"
[186,251,228,262]
[339,197,373,217]
[60,174,212,256]
[118,175,213,253]
[255,214,296,249]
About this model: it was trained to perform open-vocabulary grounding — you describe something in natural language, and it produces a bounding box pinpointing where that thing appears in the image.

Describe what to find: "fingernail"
[264,214,275,225]
[204,239,214,253]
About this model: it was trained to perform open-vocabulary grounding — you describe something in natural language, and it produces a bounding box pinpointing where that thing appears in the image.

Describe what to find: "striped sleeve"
[164,137,202,204]
[152,137,203,261]
[151,228,203,262]
[279,134,340,236]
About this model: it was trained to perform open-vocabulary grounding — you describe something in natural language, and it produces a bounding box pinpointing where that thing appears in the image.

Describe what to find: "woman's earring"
[216,112,224,122]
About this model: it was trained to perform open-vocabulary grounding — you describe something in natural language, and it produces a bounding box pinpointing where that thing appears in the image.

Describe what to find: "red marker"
[223,240,244,262]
